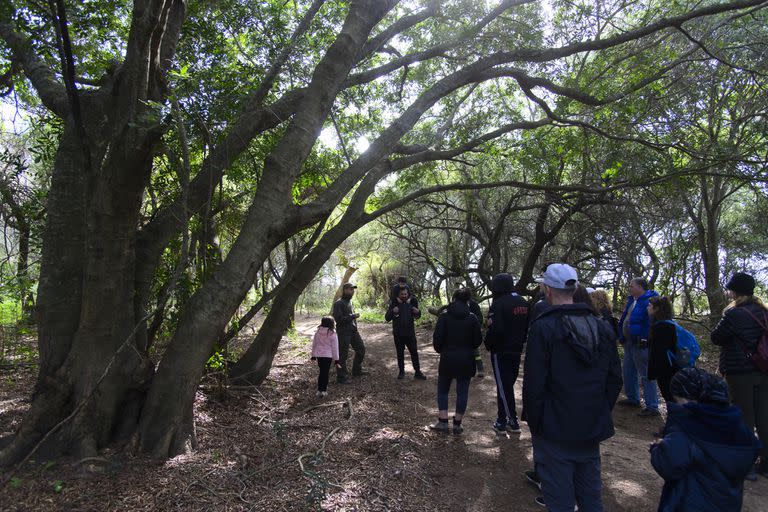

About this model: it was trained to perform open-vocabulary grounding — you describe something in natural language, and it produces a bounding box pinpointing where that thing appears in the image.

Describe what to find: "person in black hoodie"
[485,273,530,434]
[430,288,482,435]
[523,263,622,511]
[385,287,426,380]
[650,367,760,511]
[711,272,768,478]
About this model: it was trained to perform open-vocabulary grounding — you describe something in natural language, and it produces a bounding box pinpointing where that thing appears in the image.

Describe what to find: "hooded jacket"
[650,401,761,512]
[711,301,767,375]
[522,303,622,444]
[618,289,659,342]
[385,295,421,337]
[484,273,529,353]
[433,301,482,379]
[311,327,340,361]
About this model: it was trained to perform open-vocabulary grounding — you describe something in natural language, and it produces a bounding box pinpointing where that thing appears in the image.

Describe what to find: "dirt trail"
[1,316,766,511]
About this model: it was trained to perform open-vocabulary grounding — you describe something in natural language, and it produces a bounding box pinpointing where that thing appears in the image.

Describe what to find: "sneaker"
[414,372,427,380]
[617,398,641,407]
[492,421,508,435]
[524,470,542,490]
[320,391,328,397]
[507,418,522,434]
[452,423,464,435]
[397,371,405,379]
[429,421,449,433]
[638,408,661,417]
[534,496,546,508]
[315,390,323,397]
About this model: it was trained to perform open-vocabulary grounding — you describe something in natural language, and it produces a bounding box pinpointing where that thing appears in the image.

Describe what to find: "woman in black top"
[647,296,678,404]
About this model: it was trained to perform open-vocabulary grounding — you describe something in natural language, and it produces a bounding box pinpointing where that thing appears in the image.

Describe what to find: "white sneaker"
[315,390,323,397]
[321,391,328,397]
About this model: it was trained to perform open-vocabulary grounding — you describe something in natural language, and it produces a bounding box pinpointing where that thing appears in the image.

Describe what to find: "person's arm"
[522,323,548,433]
[650,431,693,480]
[617,301,630,343]
[331,332,340,363]
[385,303,395,322]
[433,316,446,353]
[471,316,483,349]
[711,310,737,346]
[411,297,421,319]
[311,331,320,360]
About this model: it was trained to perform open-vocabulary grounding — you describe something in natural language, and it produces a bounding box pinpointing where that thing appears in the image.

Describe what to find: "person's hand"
[311,357,316,361]
[392,306,399,314]
[335,361,342,369]
[487,318,493,326]
[412,307,419,315]
[353,313,360,319]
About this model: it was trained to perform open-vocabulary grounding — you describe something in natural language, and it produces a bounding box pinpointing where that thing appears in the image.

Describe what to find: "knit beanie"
[670,367,730,406]
[726,272,755,296]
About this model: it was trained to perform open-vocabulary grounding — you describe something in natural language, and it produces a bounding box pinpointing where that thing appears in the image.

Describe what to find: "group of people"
[309,268,767,511]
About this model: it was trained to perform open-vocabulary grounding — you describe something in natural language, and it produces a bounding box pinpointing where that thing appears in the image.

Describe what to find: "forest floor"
[1,315,767,511]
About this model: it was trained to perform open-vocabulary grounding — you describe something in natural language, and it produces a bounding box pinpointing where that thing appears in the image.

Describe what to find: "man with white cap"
[522,263,623,511]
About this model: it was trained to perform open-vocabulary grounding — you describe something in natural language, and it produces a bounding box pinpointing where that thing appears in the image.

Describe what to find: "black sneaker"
[397,371,405,380]
[525,470,542,490]
[414,372,427,380]
[452,423,464,435]
[507,418,522,434]
[429,421,449,434]
[492,420,508,435]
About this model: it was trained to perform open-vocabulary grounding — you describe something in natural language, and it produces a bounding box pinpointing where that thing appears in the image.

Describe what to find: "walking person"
[711,272,768,479]
[618,277,660,416]
[310,317,340,397]
[332,283,368,383]
[485,273,529,434]
[523,263,623,511]
[385,287,426,380]
[430,288,482,434]
[650,368,761,511]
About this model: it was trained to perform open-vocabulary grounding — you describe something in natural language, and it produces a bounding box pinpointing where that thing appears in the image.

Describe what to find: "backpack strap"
[733,306,768,358]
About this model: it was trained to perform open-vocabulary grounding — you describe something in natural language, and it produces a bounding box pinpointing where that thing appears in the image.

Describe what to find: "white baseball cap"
[535,263,578,290]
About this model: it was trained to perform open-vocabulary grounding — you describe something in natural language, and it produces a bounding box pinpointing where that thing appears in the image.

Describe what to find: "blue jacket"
[650,402,761,512]
[522,304,623,444]
[618,289,659,342]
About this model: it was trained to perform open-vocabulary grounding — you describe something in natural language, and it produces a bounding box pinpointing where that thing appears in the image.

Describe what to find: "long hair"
[320,316,335,332]
[648,296,674,321]
[725,294,767,312]
[590,289,613,313]
[573,284,597,313]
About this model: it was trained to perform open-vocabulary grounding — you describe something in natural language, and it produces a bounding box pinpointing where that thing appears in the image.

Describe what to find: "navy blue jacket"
[433,301,482,379]
[618,289,659,342]
[522,303,623,445]
[650,401,760,512]
[385,296,421,337]
[484,274,529,353]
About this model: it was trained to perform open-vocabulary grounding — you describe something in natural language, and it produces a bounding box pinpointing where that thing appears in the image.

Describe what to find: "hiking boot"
[507,418,522,434]
[524,470,542,491]
[452,423,464,435]
[397,371,405,380]
[429,420,449,434]
[617,398,641,407]
[638,408,661,417]
[414,372,427,380]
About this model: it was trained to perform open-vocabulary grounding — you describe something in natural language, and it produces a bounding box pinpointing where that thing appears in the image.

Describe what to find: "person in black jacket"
[711,272,768,478]
[647,296,679,405]
[427,287,486,378]
[523,263,622,511]
[430,288,482,435]
[332,283,368,383]
[385,287,426,380]
[485,273,529,434]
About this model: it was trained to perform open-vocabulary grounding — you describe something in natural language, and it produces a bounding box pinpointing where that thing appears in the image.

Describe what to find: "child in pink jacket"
[311,317,340,397]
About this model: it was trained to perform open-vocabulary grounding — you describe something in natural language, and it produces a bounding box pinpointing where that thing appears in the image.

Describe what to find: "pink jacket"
[311,327,339,361]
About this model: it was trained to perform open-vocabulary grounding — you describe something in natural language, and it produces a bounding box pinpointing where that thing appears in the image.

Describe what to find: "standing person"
[711,272,768,478]
[332,283,368,383]
[647,296,679,405]
[523,263,623,511]
[618,277,660,416]
[650,368,761,511]
[485,273,529,434]
[310,317,340,397]
[385,287,426,380]
[590,289,618,338]
[430,288,483,434]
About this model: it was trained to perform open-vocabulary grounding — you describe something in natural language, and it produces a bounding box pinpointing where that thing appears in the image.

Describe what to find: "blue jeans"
[437,375,471,414]
[622,338,659,410]
[533,436,603,512]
